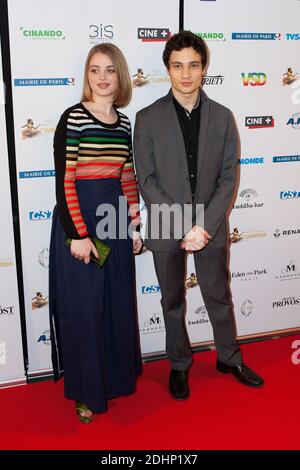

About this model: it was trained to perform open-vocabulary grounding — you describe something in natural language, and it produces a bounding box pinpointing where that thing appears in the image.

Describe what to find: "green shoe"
[75,401,93,424]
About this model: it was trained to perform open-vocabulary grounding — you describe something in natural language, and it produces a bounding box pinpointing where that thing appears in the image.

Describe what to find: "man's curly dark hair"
[163,30,208,69]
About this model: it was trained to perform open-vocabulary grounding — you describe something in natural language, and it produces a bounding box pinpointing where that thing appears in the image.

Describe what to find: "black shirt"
[173,93,201,197]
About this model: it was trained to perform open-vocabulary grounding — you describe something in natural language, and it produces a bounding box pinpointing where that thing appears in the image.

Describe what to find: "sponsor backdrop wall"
[0,36,25,387]
[4,0,300,380]
[184,0,300,341]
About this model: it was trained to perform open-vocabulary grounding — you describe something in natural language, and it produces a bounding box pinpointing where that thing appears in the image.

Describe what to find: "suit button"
[190,174,195,178]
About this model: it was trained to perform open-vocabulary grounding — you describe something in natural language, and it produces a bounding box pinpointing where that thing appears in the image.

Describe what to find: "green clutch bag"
[65,237,111,267]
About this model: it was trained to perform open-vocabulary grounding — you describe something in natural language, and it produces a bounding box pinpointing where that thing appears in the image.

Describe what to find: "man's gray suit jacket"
[133,89,238,252]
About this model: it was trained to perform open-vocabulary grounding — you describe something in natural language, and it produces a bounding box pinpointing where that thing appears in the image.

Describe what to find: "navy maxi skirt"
[49,179,142,413]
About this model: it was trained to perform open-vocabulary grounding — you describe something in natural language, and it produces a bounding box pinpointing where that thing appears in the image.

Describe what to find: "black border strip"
[179,0,184,31]
[0,0,28,374]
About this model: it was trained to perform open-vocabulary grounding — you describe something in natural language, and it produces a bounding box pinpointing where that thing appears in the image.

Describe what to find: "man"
[134,31,264,400]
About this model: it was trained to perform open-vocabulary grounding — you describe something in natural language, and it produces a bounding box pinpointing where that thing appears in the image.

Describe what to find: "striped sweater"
[53,103,140,239]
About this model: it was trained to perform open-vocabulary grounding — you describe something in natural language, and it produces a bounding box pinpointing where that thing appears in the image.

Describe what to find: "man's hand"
[133,231,143,254]
[181,225,212,251]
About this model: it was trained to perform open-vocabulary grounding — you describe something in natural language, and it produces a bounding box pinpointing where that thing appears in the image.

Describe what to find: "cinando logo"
[20,27,65,40]
[195,32,225,41]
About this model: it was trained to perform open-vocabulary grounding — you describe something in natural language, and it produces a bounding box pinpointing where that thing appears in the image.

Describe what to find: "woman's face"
[88,52,119,101]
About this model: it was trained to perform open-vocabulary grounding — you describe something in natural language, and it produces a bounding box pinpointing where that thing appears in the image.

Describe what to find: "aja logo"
[241,73,267,86]
[286,112,300,129]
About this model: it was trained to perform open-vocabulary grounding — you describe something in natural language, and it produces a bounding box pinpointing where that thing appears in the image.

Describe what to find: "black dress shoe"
[216,360,264,387]
[169,369,190,400]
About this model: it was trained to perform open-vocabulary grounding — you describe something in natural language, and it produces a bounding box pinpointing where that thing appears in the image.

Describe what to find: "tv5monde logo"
[241,72,267,86]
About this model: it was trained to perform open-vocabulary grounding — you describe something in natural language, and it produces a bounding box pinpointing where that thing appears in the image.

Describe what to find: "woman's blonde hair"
[81,43,132,108]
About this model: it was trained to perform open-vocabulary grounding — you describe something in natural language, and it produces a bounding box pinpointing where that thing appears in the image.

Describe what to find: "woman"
[49,43,143,423]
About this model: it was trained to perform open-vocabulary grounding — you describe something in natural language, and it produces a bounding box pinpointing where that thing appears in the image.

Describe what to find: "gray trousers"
[152,246,242,371]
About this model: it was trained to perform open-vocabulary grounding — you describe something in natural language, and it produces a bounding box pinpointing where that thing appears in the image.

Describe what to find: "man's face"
[167,47,203,96]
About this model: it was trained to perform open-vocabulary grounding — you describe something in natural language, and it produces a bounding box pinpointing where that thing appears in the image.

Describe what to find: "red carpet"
[1,335,300,450]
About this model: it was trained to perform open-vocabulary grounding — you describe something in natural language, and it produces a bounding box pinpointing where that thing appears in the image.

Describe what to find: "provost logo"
[195,32,225,41]
[20,27,65,40]
[241,72,267,86]
[286,112,300,129]
[232,32,281,40]
[245,115,274,129]
[273,297,300,308]
[137,28,171,42]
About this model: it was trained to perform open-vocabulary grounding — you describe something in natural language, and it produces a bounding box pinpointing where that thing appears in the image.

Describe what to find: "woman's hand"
[70,238,99,264]
[132,232,143,255]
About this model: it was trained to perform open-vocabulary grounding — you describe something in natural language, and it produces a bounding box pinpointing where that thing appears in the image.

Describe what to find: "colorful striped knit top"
[53,103,140,239]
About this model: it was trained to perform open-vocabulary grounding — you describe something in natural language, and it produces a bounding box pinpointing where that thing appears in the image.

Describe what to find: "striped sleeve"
[53,108,89,239]
[120,123,140,225]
